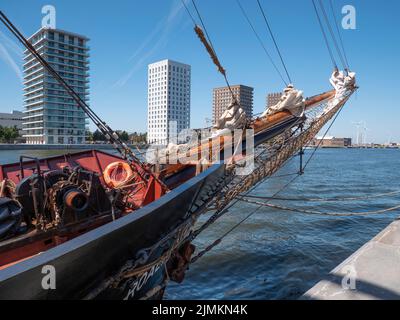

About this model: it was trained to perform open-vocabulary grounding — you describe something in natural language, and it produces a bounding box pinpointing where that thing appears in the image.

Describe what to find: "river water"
[0,148,399,299]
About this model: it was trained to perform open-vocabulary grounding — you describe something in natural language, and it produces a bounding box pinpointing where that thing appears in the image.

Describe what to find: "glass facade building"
[23,28,89,144]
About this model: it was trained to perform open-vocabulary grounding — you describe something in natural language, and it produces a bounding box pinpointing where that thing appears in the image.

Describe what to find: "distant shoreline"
[0,144,147,151]
[0,144,397,151]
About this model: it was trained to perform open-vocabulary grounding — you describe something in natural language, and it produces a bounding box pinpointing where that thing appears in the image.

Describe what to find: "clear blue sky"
[1,0,399,143]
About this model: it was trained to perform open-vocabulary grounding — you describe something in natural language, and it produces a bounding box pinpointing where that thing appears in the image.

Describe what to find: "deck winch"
[14,166,112,232]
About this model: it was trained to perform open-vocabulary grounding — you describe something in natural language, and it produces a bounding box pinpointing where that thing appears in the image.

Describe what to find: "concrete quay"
[303,219,400,300]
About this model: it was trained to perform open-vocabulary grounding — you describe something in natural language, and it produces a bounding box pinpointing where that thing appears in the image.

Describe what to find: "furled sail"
[262,84,305,118]
[213,100,247,131]
[330,69,356,97]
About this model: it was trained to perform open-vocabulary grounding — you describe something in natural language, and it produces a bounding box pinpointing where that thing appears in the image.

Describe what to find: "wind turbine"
[351,121,363,145]
[362,121,369,146]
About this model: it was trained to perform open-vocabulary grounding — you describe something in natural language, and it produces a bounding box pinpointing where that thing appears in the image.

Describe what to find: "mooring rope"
[238,197,400,217]
[242,190,400,203]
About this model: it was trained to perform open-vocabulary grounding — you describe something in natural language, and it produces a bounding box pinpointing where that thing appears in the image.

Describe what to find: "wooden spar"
[161,90,336,178]
[252,110,293,134]
[305,90,335,109]
[253,89,335,134]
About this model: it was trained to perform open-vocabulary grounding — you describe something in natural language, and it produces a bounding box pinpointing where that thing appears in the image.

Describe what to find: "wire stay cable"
[183,0,237,103]
[235,0,288,87]
[180,0,197,25]
[318,0,347,70]
[256,0,292,84]
[328,0,350,70]
[311,0,337,69]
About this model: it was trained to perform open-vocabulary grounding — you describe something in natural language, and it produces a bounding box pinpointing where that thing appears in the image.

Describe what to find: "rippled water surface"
[1,148,398,299]
[165,148,400,299]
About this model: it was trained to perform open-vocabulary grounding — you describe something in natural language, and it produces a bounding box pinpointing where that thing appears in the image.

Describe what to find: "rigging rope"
[181,0,197,25]
[238,198,400,217]
[235,0,288,87]
[191,173,300,264]
[189,129,303,242]
[242,190,400,202]
[311,0,337,69]
[302,104,345,172]
[191,96,350,262]
[328,0,350,70]
[266,172,300,179]
[318,0,347,71]
[256,0,293,84]
[187,0,238,103]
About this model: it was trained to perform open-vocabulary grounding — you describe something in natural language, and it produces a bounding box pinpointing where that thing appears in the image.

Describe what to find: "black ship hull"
[0,112,300,300]
[0,163,225,300]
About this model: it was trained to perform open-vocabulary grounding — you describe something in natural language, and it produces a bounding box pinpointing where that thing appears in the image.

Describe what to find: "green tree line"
[86,130,147,144]
[0,126,20,143]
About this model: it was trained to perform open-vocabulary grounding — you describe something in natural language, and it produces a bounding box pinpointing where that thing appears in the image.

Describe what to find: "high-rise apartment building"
[266,92,282,109]
[147,59,191,144]
[212,85,253,125]
[23,28,89,144]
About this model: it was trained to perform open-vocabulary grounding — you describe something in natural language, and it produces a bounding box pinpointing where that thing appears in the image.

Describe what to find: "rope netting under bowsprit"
[192,90,397,257]
[184,90,354,252]
[206,89,355,214]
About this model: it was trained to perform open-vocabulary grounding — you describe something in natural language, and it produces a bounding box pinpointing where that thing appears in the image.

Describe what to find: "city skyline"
[0,0,399,143]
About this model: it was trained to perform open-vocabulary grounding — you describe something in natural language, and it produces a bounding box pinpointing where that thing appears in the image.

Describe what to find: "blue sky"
[0,0,399,143]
